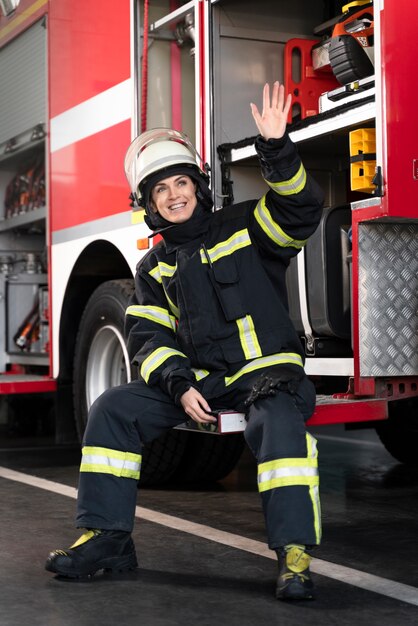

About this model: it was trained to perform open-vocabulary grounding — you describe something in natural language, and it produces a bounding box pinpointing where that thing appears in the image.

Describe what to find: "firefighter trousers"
[76,375,321,550]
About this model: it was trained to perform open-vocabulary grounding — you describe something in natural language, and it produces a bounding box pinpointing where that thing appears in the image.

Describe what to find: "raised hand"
[250,81,292,140]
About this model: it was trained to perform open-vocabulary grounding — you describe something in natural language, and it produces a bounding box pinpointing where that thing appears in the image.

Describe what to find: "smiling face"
[150,174,198,224]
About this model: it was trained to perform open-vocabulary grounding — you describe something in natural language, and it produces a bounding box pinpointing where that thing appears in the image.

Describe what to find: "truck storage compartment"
[305,204,352,339]
[0,19,46,149]
[286,256,304,336]
[7,273,48,357]
[286,204,352,355]
[0,18,48,373]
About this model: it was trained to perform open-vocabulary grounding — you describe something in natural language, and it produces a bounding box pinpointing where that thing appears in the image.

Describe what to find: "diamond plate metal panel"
[359,223,418,376]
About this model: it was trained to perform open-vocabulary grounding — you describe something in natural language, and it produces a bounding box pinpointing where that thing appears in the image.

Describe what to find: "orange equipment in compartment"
[284,38,339,123]
[329,1,374,85]
[349,127,376,193]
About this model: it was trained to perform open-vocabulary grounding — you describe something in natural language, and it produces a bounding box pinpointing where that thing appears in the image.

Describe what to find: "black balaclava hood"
[140,164,213,232]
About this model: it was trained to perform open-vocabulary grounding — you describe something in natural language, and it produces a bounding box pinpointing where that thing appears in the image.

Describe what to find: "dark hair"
[140,164,213,229]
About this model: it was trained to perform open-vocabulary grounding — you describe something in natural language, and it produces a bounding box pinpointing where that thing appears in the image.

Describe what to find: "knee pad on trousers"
[245,392,308,460]
[83,385,138,448]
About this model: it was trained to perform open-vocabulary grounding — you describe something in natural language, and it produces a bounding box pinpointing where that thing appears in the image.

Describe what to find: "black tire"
[172,432,245,483]
[375,397,418,465]
[73,278,187,485]
[329,34,374,85]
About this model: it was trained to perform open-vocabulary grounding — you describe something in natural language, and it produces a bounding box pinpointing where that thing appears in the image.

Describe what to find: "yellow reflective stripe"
[82,446,141,463]
[258,458,318,491]
[258,457,319,492]
[258,475,318,491]
[149,265,162,283]
[80,464,140,479]
[125,305,176,332]
[306,431,318,458]
[200,229,251,264]
[224,353,303,386]
[140,346,187,383]
[236,315,262,359]
[159,262,176,277]
[254,196,307,249]
[265,162,307,196]
[306,433,322,543]
[149,262,177,284]
[310,482,322,544]
[80,446,141,480]
[192,367,210,381]
[257,433,322,543]
[163,286,180,319]
[146,265,179,319]
[259,457,318,472]
[70,530,97,549]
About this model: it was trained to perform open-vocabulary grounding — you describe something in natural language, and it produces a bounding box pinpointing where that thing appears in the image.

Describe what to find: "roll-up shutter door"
[0,19,46,146]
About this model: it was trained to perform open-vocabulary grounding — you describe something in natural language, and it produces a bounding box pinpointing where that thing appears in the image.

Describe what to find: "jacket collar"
[148,204,212,254]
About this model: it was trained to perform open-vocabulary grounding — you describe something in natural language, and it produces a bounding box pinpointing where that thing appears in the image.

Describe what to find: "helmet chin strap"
[138,164,214,219]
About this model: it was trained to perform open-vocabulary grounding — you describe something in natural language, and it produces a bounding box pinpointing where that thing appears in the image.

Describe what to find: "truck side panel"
[380,0,418,217]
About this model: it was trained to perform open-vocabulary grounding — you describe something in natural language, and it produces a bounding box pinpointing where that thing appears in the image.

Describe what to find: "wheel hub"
[85,325,131,409]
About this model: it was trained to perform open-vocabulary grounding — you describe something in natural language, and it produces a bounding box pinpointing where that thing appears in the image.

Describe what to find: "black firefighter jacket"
[125,134,324,404]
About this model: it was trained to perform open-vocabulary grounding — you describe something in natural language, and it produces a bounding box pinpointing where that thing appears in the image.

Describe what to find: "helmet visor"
[124,128,207,197]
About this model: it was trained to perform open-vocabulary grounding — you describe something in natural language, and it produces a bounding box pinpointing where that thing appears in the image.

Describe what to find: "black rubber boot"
[275,545,315,601]
[45,529,138,578]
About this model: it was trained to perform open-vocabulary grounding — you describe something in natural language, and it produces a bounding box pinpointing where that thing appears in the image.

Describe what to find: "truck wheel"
[172,432,245,483]
[375,397,418,465]
[73,279,187,485]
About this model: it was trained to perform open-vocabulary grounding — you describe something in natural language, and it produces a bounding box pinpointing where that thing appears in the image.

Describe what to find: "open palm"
[250,82,292,140]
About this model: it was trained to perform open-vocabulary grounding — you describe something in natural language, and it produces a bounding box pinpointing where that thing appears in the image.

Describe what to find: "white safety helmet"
[124,128,209,207]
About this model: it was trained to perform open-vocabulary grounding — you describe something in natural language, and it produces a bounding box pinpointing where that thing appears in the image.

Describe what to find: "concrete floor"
[1,423,418,625]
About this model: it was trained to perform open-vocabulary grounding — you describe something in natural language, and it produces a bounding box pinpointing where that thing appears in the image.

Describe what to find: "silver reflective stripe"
[266,162,307,196]
[82,454,140,472]
[258,465,318,485]
[149,262,177,284]
[236,315,262,359]
[257,433,321,538]
[141,346,187,382]
[225,352,303,386]
[149,265,162,283]
[200,229,251,264]
[192,368,210,381]
[126,305,176,331]
[257,444,319,493]
[80,446,142,479]
[158,262,176,278]
[254,196,307,249]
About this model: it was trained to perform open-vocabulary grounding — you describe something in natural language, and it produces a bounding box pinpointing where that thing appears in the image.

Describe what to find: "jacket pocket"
[220,336,247,363]
[209,256,247,321]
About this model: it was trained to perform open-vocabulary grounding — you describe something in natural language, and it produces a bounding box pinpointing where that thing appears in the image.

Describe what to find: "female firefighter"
[45,82,324,601]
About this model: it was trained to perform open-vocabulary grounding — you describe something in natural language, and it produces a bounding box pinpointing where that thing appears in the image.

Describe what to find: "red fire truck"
[0,0,416,483]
